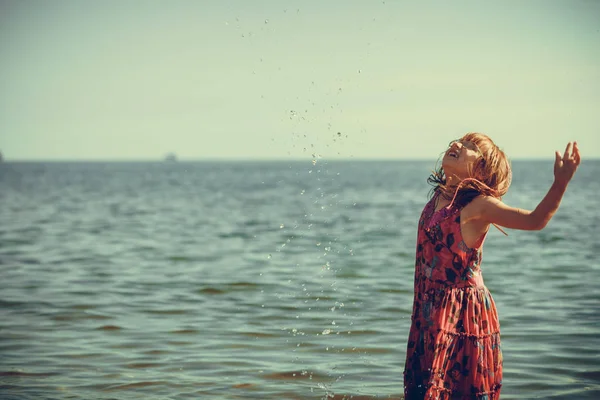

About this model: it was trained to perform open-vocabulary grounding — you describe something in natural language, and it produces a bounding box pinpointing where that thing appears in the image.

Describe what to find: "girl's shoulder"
[464,195,503,218]
[470,194,502,207]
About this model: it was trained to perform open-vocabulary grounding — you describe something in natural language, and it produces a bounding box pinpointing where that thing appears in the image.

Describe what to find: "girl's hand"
[554,141,581,187]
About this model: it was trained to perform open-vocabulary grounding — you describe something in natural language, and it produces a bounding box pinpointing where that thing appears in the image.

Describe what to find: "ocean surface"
[0,159,599,400]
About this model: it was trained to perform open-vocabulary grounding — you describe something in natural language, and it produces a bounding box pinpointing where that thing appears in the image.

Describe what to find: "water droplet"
[280,224,284,228]
[267,254,272,259]
[265,19,269,24]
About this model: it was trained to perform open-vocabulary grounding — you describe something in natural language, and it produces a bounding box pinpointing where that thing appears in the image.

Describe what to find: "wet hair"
[427,132,512,208]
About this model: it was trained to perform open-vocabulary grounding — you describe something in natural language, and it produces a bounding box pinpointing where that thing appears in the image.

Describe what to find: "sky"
[0,0,599,161]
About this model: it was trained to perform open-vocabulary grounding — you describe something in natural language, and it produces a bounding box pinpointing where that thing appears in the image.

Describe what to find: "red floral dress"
[404,192,503,399]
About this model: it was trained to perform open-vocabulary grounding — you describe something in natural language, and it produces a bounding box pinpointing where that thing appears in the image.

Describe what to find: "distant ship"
[164,153,178,162]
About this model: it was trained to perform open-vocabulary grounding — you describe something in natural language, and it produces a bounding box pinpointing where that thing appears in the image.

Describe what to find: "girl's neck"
[445,175,464,187]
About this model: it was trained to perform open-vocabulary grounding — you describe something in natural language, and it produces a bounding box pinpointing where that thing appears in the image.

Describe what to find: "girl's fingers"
[573,142,581,165]
[563,142,573,160]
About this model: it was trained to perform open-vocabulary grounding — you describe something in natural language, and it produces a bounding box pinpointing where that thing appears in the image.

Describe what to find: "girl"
[403,133,581,399]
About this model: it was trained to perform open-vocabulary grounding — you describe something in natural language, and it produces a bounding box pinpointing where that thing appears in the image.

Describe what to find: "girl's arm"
[476,142,581,231]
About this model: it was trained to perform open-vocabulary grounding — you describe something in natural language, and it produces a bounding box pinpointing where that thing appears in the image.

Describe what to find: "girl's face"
[441,139,482,181]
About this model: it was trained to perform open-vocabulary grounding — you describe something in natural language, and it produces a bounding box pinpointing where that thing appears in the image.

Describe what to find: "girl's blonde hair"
[428,132,512,207]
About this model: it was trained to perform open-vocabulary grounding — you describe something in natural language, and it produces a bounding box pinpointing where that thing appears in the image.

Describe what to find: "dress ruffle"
[405,382,502,400]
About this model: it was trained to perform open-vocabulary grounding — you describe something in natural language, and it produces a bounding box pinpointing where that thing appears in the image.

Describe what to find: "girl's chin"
[440,165,464,181]
[441,159,454,170]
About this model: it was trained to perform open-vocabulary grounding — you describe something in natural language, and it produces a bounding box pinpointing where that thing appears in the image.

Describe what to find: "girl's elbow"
[526,210,550,231]
[532,217,549,231]
[532,222,546,231]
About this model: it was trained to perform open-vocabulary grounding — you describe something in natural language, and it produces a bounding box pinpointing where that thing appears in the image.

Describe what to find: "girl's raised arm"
[477,142,581,231]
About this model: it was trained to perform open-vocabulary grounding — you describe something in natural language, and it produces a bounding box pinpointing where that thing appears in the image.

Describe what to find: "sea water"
[1,160,599,399]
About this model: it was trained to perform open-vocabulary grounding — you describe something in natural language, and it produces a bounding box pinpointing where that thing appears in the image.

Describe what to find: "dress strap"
[446,178,480,209]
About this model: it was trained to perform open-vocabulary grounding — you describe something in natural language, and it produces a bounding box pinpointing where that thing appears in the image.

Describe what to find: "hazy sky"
[1,0,599,160]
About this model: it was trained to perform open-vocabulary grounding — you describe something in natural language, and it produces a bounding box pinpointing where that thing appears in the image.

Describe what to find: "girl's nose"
[451,140,463,150]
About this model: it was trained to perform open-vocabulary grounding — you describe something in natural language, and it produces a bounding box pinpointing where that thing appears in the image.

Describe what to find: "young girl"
[403,133,581,399]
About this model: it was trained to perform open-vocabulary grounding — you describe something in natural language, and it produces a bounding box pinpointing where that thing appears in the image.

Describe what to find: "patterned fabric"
[404,192,503,400]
